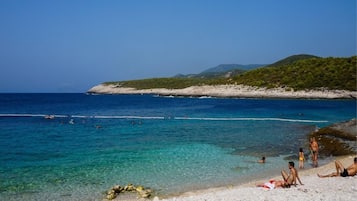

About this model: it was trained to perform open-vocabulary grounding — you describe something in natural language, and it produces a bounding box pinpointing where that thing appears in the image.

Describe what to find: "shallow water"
[0,94,355,200]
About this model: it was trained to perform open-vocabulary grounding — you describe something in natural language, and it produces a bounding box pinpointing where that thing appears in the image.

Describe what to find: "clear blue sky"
[0,0,355,92]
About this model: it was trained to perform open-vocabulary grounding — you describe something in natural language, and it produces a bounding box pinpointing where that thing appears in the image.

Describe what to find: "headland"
[88,84,357,99]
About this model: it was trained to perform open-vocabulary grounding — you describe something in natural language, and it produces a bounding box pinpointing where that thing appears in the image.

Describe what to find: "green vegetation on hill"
[232,56,356,90]
[104,77,214,89]
[193,69,246,79]
[175,64,263,79]
[201,64,264,73]
[104,55,357,91]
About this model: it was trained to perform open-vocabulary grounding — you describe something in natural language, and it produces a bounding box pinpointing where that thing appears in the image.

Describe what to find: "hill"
[266,54,319,67]
[175,64,264,79]
[232,56,356,91]
[100,55,356,91]
[201,64,264,73]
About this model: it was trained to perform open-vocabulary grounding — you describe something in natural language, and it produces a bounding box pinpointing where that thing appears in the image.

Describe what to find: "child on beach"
[299,148,305,169]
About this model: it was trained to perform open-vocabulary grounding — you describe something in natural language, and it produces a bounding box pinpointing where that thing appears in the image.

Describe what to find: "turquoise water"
[0,94,356,200]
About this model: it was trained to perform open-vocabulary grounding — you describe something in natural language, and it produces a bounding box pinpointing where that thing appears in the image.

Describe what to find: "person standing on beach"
[299,148,305,169]
[281,161,303,186]
[310,137,319,167]
[317,157,357,178]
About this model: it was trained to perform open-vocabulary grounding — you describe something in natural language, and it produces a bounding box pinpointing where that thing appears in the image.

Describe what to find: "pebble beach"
[144,155,356,201]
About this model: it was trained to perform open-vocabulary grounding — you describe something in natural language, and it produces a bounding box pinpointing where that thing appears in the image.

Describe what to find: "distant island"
[88,54,357,99]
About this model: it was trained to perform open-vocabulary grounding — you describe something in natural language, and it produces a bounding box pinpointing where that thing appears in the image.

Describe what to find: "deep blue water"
[0,93,356,200]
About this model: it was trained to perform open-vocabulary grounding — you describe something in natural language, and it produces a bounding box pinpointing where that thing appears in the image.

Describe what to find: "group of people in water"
[257,137,357,190]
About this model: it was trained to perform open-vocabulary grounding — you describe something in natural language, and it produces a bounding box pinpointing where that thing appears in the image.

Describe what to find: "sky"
[0,0,356,93]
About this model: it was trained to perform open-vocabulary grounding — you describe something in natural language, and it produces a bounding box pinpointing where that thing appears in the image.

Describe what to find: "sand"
[112,155,357,201]
[149,155,357,201]
[93,84,357,200]
[88,84,357,99]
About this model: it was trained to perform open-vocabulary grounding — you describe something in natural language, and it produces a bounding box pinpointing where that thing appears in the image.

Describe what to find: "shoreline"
[88,84,357,99]
[111,155,357,201]
[153,155,357,201]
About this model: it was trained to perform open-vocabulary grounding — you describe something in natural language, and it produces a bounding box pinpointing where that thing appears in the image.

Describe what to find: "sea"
[0,93,356,200]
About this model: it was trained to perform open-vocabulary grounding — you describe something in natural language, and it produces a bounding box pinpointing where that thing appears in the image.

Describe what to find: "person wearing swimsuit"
[299,148,305,169]
[310,137,319,168]
[281,161,303,186]
[318,157,357,178]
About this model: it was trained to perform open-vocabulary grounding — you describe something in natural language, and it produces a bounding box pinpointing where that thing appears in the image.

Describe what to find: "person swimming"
[258,156,266,163]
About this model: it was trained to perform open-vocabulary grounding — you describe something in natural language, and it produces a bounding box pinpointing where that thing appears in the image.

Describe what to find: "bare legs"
[312,152,318,167]
[299,159,304,169]
[317,161,344,178]
[281,170,293,184]
[335,160,344,174]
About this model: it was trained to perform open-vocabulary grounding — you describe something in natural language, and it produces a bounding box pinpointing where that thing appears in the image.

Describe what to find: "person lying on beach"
[317,157,357,178]
[256,179,289,190]
[281,161,303,186]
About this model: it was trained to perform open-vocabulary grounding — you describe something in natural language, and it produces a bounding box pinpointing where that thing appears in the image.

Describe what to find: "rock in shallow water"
[104,183,153,200]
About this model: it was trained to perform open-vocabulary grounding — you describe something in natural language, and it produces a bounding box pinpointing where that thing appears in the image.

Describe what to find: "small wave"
[0,114,69,118]
[93,115,165,120]
[0,113,328,123]
[0,114,165,120]
[173,117,328,123]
